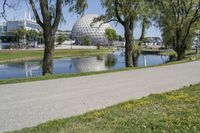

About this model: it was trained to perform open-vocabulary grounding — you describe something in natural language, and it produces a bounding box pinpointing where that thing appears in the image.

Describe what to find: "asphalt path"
[1,61,200,132]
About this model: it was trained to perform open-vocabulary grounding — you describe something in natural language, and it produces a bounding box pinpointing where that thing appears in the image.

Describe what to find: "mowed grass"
[8,83,200,133]
[0,49,110,63]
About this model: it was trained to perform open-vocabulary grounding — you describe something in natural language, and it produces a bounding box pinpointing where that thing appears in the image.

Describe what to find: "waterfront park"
[0,0,200,133]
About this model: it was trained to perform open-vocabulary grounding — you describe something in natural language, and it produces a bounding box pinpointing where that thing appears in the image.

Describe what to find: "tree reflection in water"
[105,54,117,68]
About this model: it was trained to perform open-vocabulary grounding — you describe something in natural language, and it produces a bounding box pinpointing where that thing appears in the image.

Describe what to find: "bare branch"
[1,0,17,20]
[29,0,43,27]
[114,0,125,25]
[52,0,62,33]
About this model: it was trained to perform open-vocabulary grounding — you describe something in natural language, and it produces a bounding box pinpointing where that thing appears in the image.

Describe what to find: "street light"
[197,30,200,57]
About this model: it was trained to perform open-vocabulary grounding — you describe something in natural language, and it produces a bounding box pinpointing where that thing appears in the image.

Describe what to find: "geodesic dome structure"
[71,14,112,45]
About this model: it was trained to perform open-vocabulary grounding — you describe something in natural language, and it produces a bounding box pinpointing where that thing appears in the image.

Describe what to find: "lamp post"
[197,30,200,57]
[144,55,147,67]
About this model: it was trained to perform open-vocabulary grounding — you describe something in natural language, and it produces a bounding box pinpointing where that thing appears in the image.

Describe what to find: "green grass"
[0,68,135,85]
[8,83,200,133]
[160,50,197,57]
[0,47,199,85]
[0,55,199,85]
[0,49,110,63]
[141,48,197,57]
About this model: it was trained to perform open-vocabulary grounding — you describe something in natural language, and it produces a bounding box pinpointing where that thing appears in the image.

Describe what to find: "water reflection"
[0,61,42,79]
[105,54,117,68]
[72,57,107,72]
[96,55,104,60]
[0,52,169,80]
[24,61,42,77]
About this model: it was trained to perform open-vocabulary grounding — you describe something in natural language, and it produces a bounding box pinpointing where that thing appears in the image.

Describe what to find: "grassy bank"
[9,83,200,133]
[0,48,196,63]
[0,56,199,85]
[0,67,134,85]
[0,49,110,63]
[141,48,197,57]
[160,49,197,57]
[0,47,199,85]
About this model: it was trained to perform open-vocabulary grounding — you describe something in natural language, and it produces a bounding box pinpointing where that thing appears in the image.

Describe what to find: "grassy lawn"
[9,83,200,133]
[0,49,110,63]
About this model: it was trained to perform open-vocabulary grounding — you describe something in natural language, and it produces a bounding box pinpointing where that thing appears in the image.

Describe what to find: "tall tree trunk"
[124,25,133,67]
[29,0,62,75]
[132,53,139,67]
[42,34,55,75]
[42,27,55,75]
[140,18,146,42]
[174,29,187,61]
[132,18,146,67]
[177,50,185,60]
[176,46,186,60]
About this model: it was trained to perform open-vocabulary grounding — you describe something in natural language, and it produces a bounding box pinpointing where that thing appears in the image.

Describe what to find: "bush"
[169,54,177,61]
[82,36,92,46]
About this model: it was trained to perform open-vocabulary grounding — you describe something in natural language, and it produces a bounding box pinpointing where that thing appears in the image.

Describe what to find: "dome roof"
[71,14,112,45]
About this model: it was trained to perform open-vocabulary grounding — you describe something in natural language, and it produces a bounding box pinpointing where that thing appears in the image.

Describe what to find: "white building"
[1,11,41,35]
[6,20,41,33]
[0,12,42,47]
[192,30,200,50]
[71,14,112,46]
[0,22,7,36]
[144,37,162,46]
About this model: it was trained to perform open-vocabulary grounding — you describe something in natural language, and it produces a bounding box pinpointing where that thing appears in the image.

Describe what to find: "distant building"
[1,11,41,36]
[0,12,42,47]
[144,37,163,46]
[191,31,200,50]
[6,20,41,33]
[112,41,125,46]
[0,22,7,37]
[56,30,71,38]
[71,14,112,46]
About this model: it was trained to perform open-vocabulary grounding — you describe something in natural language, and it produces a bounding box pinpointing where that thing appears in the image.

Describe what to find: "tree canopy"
[105,28,117,45]
[154,0,200,60]
[94,0,143,67]
[82,36,92,46]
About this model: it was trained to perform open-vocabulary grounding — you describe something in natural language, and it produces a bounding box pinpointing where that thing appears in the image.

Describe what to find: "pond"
[0,43,10,50]
[0,51,169,80]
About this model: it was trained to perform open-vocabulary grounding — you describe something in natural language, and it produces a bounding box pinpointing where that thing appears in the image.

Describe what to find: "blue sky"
[0,0,161,38]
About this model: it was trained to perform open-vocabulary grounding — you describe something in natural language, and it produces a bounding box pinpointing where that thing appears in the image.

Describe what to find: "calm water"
[0,43,10,50]
[0,51,169,80]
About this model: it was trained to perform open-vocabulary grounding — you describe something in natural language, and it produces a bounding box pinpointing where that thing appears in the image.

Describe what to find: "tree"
[105,28,117,45]
[105,54,117,68]
[133,0,155,66]
[56,35,67,45]
[82,36,92,46]
[118,35,124,41]
[94,0,151,67]
[1,0,88,75]
[27,29,39,47]
[27,29,38,41]
[153,0,200,60]
[11,28,27,48]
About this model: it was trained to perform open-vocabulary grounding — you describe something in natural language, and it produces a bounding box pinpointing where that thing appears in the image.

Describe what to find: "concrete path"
[1,61,200,132]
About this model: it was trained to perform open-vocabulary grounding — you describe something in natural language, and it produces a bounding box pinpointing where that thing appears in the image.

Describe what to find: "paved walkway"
[1,61,200,132]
